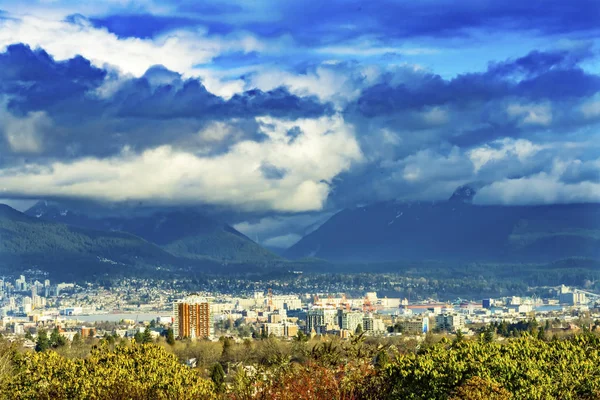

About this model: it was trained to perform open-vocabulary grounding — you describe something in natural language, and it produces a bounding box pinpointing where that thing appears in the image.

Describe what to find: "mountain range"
[1,184,599,280]
[25,201,277,263]
[0,201,279,279]
[286,185,600,263]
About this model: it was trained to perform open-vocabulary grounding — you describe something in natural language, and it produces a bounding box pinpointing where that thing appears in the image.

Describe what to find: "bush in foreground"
[4,342,216,400]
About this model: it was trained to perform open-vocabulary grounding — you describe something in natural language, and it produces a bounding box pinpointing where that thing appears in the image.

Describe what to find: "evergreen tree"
[355,324,363,335]
[142,326,153,344]
[166,328,176,346]
[35,329,50,352]
[103,332,116,345]
[72,332,82,346]
[221,337,233,361]
[454,329,464,343]
[50,327,67,348]
[210,363,226,393]
[483,328,495,343]
[133,330,144,344]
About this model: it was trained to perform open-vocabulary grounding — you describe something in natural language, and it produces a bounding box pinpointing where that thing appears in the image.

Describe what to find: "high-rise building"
[363,314,386,333]
[306,307,338,333]
[31,286,37,309]
[337,310,364,333]
[173,295,211,339]
[435,314,465,332]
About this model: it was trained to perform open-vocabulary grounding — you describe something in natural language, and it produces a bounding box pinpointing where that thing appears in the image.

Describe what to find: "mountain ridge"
[24,201,279,264]
[286,186,600,262]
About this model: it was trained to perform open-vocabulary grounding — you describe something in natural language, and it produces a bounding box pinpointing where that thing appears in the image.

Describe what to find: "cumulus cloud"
[0,14,267,85]
[468,139,545,173]
[506,103,552,126]
[581,98,600,120]
[475,174,600,205]
[0,115,362,212]
[249,62,381,108]
[0,105,52,153]
[0,4,599,217]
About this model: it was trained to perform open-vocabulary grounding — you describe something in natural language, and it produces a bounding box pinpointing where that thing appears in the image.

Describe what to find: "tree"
[142,326,153,344]
[24,331,33,341]
[133,330,144,344]
[454,329,465,344]
[294,330,309,342]
[482,327,495,343]
[450,376,511,400]
[166,328,175,346]
[375,349,389,369]
[71,332,82,346]
[35,329,50,352]
[355,324,363,335]
[103,332,115,345]
[221,337,233,361]
[4,342,217,399]
[50,327,67,348]
[210,363,226,393]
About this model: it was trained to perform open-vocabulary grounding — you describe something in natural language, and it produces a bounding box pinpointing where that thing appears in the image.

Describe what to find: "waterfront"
[64,312,171,323]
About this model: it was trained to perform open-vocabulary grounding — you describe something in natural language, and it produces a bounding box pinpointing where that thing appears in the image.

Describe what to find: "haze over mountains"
[0,184,599,279]
[25,201,278,264]
[286,185,600,263]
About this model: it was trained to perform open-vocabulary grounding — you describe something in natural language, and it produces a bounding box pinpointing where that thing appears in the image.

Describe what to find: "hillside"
[25,202,279,264]
[0,204,179,279]
[286,186,600,263]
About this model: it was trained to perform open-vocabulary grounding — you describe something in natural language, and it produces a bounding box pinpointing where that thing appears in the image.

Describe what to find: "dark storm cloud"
[321,46,600,209]
[0,44,106,114]
[0,44,332,161]
[352,48,600,117]
[343,47,600,157]
[112,77,332,119]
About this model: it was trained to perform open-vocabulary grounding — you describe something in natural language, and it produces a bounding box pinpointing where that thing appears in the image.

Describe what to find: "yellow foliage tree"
[3,342,216,400]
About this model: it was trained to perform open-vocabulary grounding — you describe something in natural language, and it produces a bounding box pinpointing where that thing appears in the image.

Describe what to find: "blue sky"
[0,0,600,247]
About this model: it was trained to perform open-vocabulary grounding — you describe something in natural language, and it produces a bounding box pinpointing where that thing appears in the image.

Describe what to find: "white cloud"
[468,138,544,173]
[234,212,333,237]
[249,63,382,107]
[0,105,52,153]
[506,103,552,126]
[581,99,600,119]
[475,173,600,205]
[0,15,264,80]
[421,106,449,125]
[262,234,302,248]
[397,147,471,183]
[0,115,362,212]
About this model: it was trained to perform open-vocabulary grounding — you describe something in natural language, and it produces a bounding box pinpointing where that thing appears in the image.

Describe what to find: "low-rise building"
[397,317,430,334]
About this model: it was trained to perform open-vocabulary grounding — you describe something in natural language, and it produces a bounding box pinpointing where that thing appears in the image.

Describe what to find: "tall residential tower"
[173,295,211,339]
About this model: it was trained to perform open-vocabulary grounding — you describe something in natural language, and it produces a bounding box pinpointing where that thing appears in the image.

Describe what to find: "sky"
[0,0,600,248]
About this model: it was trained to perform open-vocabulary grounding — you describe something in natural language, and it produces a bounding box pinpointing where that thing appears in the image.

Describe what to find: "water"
[64,312,171,323]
